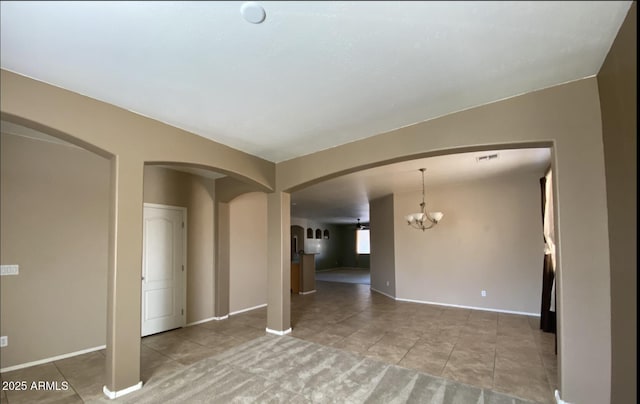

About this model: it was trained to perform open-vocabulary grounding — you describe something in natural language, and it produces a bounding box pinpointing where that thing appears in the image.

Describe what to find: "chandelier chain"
[420,168,426,209]
[405,168,443,231]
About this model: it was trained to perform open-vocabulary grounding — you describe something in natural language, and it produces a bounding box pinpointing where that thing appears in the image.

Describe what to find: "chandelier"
[405,168,443,231]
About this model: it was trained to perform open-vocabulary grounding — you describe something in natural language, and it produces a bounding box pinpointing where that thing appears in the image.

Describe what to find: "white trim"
[229,303,267,316]
[370,287,396,300]
[103,381,143,399]
[186,307,266,326]
[555,389,572,404]
[298,290,316,295]
[369,288,540,317]
[0,345,106,373]
[265,327,292,336]
[186,316,219,326]
[395,297,540,317]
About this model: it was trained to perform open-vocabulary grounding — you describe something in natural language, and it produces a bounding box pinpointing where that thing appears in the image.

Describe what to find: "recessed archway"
[0,119,112,372]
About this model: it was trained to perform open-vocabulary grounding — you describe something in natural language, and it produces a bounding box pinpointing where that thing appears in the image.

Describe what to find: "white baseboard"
[555,389,572,404]
[186,316,219,326]
[369,287,540,317]
[370,287,396,300]
[0,345,106,373]
[299,290,316,295]
[187,305,266,325]
[229,303,267,316]
[103,381,143,399]
[396,296,540,317]
[265,327,292,336]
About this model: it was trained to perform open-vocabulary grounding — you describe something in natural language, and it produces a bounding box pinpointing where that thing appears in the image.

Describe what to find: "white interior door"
[142,204,186,337]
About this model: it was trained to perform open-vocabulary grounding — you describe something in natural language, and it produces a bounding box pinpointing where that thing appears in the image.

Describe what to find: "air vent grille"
[476,153,499,162]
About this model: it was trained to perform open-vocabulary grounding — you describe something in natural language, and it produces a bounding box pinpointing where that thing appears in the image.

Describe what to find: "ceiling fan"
[355,218,370,230]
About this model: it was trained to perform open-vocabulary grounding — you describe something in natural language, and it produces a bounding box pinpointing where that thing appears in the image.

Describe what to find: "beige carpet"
[109,335,533,404]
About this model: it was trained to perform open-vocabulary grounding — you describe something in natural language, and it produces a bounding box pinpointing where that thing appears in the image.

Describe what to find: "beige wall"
[597,3,637,403]
[0,69,274,391]
[0,133,110,369]
[212,176,264,318]
[229,192,268,313]
[143,166,216,324]
[369,194,396,296]
[1,43,631,401]
[394,171,544,314]
[276,78,611,404]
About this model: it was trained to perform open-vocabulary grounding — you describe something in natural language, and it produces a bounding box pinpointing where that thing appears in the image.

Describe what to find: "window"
[356,229,370,254]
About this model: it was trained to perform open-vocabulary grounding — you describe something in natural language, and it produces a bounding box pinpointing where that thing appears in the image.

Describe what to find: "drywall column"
[370,194,396,297]
[266,191,291,334]
[105,155,144,395]
[598,3,637,402]
[215,202,230,318]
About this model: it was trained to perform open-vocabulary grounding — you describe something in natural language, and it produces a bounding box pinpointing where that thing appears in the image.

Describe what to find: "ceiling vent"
[476,153,499,163]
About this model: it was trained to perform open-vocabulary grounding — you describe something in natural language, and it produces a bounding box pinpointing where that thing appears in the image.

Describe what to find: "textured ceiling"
[0,2,628,224]
[0,1,631,163]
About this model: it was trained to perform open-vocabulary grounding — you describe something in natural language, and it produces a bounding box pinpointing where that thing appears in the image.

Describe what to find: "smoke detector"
[240,2,266,24]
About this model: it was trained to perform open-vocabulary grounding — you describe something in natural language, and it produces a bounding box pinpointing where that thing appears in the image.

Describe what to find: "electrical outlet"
[386,281,390,287]
[0,336,7,347]
[481,290,487,297]
[1,265,19,276]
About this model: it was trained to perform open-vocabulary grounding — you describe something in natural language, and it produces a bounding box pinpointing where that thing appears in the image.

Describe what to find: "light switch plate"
[1,265,19,276]
[0,336,7,347]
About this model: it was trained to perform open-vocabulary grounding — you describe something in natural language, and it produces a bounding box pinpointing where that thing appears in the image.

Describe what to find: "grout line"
[51,360,81,400]
[4,283,554,404]
[142,342,183,365]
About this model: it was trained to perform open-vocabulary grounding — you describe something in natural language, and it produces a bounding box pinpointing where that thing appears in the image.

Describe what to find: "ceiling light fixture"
[240,2,266,24]
[405,168,443,231]
[356,218,369,230]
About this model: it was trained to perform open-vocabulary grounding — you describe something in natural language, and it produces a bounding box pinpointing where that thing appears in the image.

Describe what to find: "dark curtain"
[539,176,556,333]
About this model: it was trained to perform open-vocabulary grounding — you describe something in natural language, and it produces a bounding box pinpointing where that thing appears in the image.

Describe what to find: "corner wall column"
[104,155,144,397]
[214,201,230,318]
[266,191,291,334]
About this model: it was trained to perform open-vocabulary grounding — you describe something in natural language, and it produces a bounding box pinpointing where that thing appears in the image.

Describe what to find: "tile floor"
[291,282,557,403]
[314,268,371,285]
[0,280,557,403]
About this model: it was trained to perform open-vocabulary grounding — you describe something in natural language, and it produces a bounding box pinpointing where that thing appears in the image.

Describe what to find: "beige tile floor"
[291,281,557,403]
[0,280,557,403]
